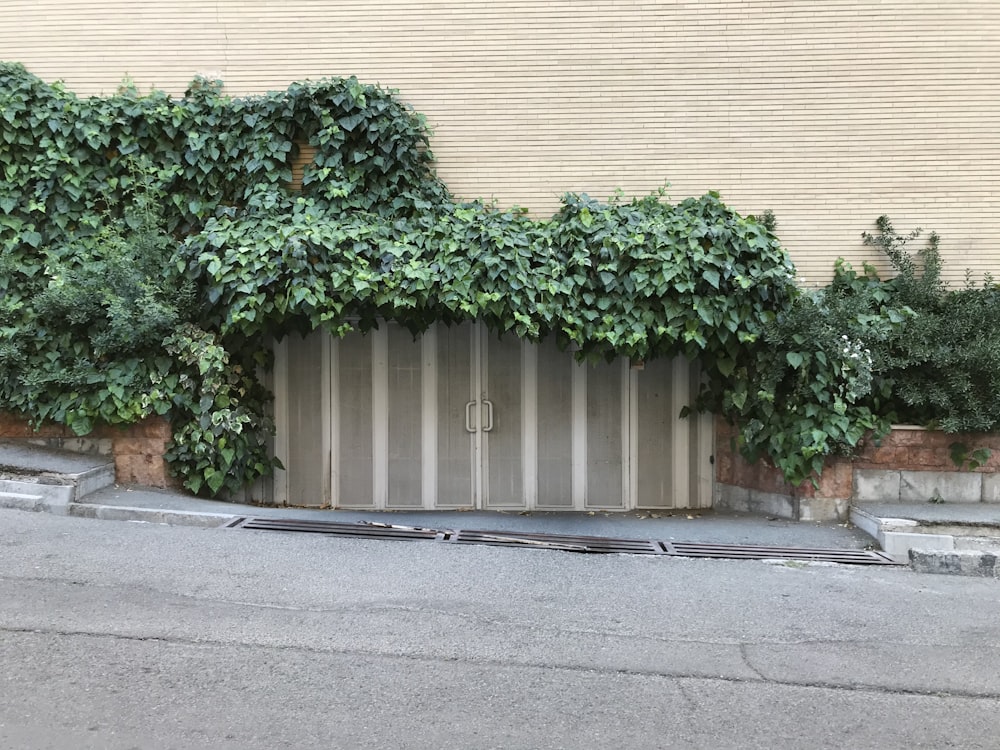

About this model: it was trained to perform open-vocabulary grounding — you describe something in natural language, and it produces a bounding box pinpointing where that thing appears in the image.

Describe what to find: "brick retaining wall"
[0,412,176,488]
[715,418,1000,521]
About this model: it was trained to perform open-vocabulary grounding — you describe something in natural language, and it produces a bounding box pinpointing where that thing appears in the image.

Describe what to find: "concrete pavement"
[2,507,999,749]
[3,438,1000,574]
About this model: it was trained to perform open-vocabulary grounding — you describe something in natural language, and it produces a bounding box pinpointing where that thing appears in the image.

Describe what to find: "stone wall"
[851,427,1000,504]
[715,418,1000,521]
[0,412,176,488]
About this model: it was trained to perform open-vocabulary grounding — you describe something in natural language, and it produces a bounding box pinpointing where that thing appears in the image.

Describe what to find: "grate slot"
[451,529,664,554]
[237,518,439,541]
[229,517,901,565]
[668,543,896,564]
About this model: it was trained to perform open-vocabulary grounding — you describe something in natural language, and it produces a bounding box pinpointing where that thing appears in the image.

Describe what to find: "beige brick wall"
[3,1,998,285]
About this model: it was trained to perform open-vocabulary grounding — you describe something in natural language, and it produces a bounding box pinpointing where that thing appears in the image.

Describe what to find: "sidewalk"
[0,439,875,551]
[3,438,998,574]
[78,482,877,550]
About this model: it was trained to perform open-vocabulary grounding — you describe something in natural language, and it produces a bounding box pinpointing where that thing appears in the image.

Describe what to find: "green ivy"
[721,282,906,486]
[2,62,811,494]
[178,189,794,363]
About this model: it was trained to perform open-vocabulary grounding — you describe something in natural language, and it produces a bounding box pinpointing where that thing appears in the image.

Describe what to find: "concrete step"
[851,502,1000,577]
[908,549,1000,577]
[954,534,1000,552]
[0,440,116,503]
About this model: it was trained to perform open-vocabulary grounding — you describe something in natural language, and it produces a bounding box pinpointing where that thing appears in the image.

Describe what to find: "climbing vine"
[1,62,815,494]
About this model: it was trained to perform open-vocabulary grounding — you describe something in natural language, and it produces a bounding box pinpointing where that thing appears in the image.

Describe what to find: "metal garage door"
[272,322,712,510]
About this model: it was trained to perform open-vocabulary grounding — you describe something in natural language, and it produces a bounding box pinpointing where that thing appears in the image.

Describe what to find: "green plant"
[854,217,1000,432]
[725,215,1000,487]
[949,442,992,471]
[0,156,183,432]
[0,148,278,495]
[719,286,905,486]
[160,325,277,496]
[5,62,998,496]
[1,63,800,494]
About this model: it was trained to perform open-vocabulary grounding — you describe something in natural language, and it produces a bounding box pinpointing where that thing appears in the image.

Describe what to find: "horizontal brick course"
[855,429,1000,473]
[716,416,999,512]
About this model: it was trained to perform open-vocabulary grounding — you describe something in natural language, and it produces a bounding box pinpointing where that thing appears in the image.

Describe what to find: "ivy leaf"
[338,112,366,132]
[786,351,805,369]
[716,357,735,377]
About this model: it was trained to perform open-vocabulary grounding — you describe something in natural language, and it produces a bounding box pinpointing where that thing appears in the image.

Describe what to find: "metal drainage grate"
[232,517,445,542]
[663,541,897,565]
[450,529,662,555]
[228,517,900,565]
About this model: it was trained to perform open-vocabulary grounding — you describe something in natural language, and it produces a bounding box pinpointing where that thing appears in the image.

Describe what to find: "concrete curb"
[9,482,986,575]
[909,549,1000,578]
[71,463,117,499]
[0,493,240,529]
[66,502,241,528]
[0,478,74,507]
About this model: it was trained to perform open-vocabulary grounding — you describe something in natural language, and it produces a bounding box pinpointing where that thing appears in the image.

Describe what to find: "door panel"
[483,333,524,509]
[636,357,674,508]
[309,321,712,511]
[584,360,625,509]
[535,338,573,509]
[335,331,374,508]
[386,326,423,508]
[284,332,329,507]
[435,322,475,507]
[633,357,714,509]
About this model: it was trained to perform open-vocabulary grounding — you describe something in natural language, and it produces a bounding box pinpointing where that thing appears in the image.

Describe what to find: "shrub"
[720,274,908,486]
[855,217,1000,431]
[726,215,1000,488]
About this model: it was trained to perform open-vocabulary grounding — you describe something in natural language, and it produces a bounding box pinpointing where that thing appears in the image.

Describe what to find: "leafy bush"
[725,216,1000,487]
[0,162,181,432]
[6,60,991,495]
[719,272,909,486]
[160,325,275,496]
[1,63,798,494]
[851,217,1000,432]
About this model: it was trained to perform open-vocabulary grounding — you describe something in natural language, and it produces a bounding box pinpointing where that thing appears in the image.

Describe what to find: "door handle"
[482,399,494,432]
[465,400,476,433]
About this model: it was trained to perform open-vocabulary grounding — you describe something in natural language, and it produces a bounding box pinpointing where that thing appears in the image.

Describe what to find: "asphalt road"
[1,508,999,749]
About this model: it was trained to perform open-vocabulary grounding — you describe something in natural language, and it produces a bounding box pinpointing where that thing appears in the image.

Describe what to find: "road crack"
[2,625,999,703]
